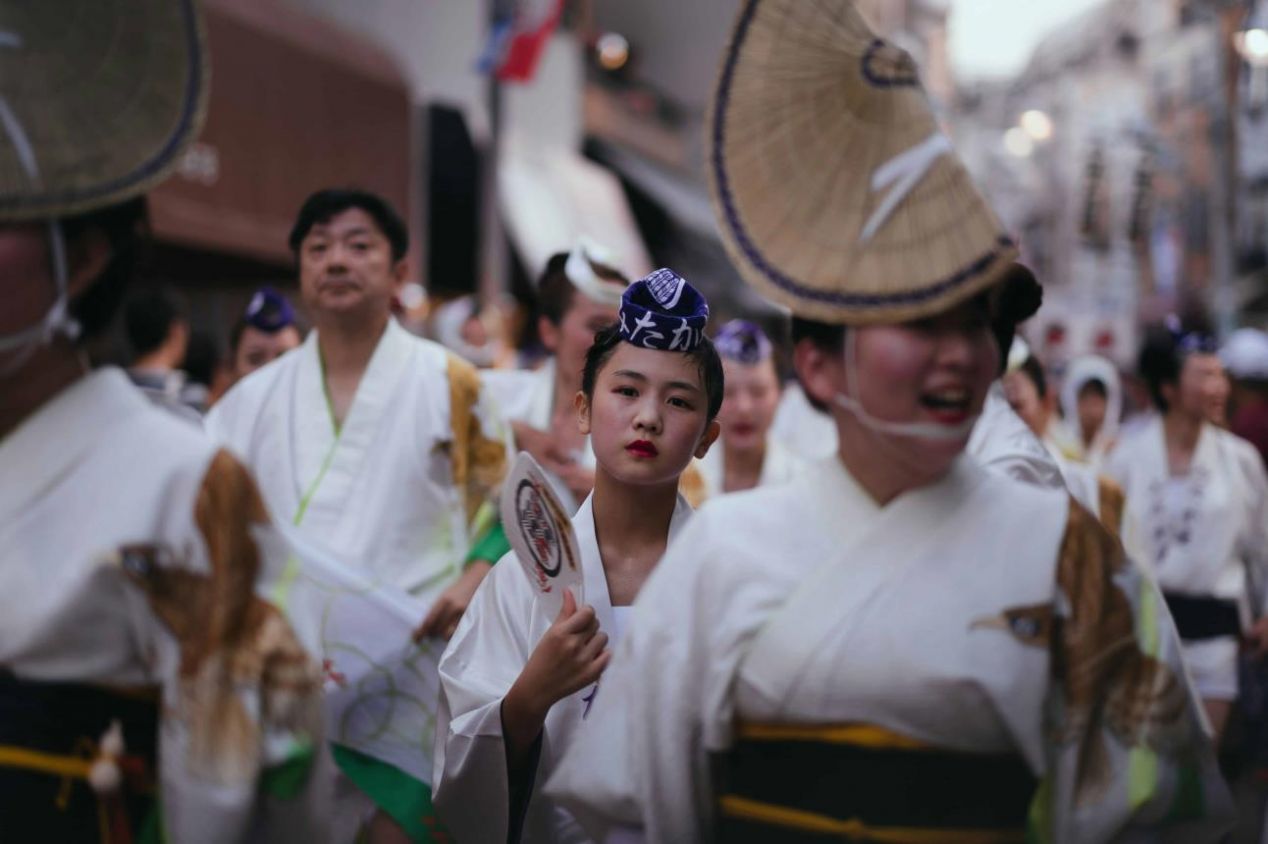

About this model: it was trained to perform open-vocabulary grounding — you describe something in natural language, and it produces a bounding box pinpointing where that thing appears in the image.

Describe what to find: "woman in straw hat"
[0,3,328,841]
[545,2,1232,842]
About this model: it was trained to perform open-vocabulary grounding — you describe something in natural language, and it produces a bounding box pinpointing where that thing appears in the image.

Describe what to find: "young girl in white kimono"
[699,320,806,496]
[433,269,722,842]
[545,3,1232,841]
[1108,322,1268,742]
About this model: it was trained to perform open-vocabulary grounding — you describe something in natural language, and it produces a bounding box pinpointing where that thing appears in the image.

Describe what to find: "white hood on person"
[1059,355,1121,447]
[832,329,983,442]
[0,220,80,376]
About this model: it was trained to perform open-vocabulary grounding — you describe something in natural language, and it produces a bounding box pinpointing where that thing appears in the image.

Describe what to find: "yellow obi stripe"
[720,720,1036,838]
[718,796,1027,844]
[736,722,935,750]
[0,745,94,780]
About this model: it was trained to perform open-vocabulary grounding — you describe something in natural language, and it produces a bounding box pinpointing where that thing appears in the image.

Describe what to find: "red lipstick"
[626,439,658,458]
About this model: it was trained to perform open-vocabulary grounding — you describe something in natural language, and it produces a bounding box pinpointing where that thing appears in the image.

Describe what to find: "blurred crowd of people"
[8,1,1268,843]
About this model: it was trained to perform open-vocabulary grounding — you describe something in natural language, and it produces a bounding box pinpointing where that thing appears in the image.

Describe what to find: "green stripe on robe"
[332,744,449,842]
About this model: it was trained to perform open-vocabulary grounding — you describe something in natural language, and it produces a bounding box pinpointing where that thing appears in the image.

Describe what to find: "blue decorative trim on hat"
[243,287,295,333]
[618,268,709,352]
[714,320,772,365]
[711,0,1013,311]
[861,39,920,89]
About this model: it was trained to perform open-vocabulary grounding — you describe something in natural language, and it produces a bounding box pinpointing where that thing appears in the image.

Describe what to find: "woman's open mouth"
[919,387,972,425]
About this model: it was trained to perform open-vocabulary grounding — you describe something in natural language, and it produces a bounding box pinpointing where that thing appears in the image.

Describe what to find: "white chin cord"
[0,220,82,376]
[832,330,980,442]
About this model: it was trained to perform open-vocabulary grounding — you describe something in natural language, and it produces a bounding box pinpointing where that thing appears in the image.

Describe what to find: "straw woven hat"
[708,0,1017,325]
[0,0,208,222]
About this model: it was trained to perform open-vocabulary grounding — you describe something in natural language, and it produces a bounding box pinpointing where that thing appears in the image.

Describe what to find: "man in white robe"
[207,188,511,841]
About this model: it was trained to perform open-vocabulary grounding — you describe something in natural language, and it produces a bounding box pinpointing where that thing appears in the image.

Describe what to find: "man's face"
[297,208,403,325]
[543,294,618,386]
[233,324,301,380]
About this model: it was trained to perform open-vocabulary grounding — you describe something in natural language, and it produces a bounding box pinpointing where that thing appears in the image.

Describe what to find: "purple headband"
[244,287,296,333]
[618,268,710,352]
[713,319,772,365]
[1165,314,1218,357]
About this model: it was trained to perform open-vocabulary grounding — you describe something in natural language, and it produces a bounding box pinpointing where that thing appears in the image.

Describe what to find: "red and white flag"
[479,0,564,83]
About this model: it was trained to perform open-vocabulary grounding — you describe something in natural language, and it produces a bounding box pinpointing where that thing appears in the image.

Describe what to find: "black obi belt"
[713,721,1037,843]
[0,670,159,844]
[1162,592,1241,641]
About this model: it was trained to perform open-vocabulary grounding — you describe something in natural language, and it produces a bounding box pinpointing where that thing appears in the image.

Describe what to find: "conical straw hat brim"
[707,0,1017,325]
[0,0,208,222]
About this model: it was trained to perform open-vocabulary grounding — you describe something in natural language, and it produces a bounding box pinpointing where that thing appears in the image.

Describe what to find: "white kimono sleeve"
[1234,442,1268,615]
[124,450,329,844]
[545,511,766,844]
[1032,501,1234,843]
[432,555,535,842]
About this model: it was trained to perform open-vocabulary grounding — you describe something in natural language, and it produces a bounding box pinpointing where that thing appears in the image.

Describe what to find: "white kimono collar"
[0,368,151,522]
[289,318,415,513]
[807,452,988,528]
[1139,416,1219,479]
[572,492,692,633]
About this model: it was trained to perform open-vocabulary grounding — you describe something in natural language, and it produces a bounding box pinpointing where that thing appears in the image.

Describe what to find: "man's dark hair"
[581,324,725,422]
[1018,354,1048,399]
[288,188,408,262]
[60,197,148,342]
[123,286,186,358]
[537,252,628,326]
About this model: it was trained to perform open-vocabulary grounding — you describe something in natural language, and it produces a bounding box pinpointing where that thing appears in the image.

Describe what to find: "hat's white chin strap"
[0,73,83,376]
[0,220,82,376]
[832,329,979,442]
